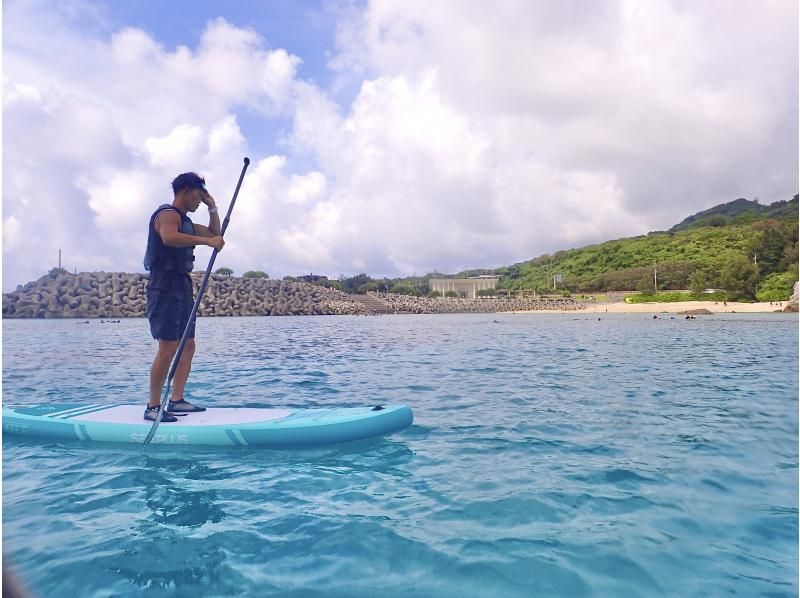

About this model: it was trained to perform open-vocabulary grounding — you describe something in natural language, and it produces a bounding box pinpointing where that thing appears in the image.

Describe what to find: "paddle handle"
[144,157,251,445]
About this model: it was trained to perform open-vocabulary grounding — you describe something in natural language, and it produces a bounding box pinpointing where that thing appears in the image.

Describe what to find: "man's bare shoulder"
[154,208,181,230]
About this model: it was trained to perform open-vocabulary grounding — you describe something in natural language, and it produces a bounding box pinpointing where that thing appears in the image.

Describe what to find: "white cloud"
[208,116,247,157]
[2,7,311,288]
[327,0,797,224]
[3,216,21,251]
[378,2,789,253]
[4,82,43,105]
[287,172,327,205]
[2,0,797,290]
[145,124,205,169]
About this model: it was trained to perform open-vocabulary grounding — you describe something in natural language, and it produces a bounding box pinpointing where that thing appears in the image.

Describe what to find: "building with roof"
[429,276,499,299]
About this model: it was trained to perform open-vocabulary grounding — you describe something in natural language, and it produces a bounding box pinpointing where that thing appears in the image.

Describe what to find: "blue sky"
[73,0,348,159]
[3,0,798,290]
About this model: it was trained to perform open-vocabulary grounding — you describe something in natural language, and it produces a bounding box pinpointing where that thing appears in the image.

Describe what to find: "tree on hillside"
[783,243,798,271]
[340,274,372,294]
[689,269,710,295]
[706,215,730,227]
[314,279,343,291]
[747,220,788,276]
[215,267,234,277]
[392,284,418,296]
[756,271,797,302]
[719,255,759,300]
[635,274,655,294]
[243,271,268,279]
[357,282,378,294]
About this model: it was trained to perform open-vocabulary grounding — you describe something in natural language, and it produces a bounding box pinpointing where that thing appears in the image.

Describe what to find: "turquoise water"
[3,313,798,597]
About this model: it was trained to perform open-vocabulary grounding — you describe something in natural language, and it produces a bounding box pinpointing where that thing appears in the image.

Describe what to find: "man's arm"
[194,191,221,237]
[155,210,224,251]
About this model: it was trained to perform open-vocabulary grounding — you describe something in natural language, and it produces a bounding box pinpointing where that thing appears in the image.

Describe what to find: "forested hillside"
[669,196,798,232]
[494,195,798,301]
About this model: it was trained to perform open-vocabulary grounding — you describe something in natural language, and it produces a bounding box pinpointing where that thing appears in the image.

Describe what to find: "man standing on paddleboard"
[143,172,225,422]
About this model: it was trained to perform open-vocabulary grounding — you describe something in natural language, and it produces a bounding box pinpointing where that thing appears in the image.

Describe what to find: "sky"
[3,0,798,291]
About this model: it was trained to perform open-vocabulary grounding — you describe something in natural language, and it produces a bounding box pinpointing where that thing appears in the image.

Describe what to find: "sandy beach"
[572,301,790,314]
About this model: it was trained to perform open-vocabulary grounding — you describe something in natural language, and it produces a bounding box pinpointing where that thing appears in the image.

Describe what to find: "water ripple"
[3,313,798,596]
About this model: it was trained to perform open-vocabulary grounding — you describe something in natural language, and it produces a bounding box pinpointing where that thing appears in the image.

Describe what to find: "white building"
[429,276,499,299]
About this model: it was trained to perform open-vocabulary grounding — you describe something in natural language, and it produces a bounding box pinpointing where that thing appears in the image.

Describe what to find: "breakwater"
[2,272,585,319]
[367,292,584,313]
[2,272,369,318]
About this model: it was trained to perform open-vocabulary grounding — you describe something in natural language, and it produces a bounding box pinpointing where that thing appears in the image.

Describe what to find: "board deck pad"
[67,405,293,425]
[3,403,413,447]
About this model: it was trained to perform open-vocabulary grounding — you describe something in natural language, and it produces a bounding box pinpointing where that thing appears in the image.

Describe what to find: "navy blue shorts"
[146,273,195,341]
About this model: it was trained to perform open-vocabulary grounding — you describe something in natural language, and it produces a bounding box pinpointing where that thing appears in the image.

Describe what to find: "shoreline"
[4,272,797,318]
[512,300,792,314]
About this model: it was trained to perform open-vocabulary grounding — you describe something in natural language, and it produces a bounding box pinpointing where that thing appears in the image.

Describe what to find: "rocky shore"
[2,272,586,318]
[366,292,584,314]
[785,281,799,312]
[2,272,370,318]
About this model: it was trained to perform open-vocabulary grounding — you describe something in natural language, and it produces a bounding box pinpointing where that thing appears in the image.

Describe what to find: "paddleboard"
[2,403,413,447]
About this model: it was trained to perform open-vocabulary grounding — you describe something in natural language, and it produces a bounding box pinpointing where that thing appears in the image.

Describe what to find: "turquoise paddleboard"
[2,404,413,446]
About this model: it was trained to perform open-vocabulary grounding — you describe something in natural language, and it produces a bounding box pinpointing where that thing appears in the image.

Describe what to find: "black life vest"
[144,204,195,273]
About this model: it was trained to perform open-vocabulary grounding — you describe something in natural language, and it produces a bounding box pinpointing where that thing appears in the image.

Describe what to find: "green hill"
[669,196,799,232]
[334,195,797,301]
[492,195,798,300]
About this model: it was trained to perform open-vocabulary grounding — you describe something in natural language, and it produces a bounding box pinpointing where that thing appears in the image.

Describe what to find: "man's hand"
[202,190,218,210]
[206,236,225,251]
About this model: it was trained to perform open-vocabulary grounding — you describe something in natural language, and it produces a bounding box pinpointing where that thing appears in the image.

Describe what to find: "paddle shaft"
[144,157,251,444]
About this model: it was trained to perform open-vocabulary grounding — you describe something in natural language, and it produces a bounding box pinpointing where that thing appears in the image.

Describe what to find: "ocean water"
[2,312,798,597]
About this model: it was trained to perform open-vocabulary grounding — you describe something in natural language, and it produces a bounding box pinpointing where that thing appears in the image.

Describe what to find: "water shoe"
[144,406,178,423]
[168,399,206,413]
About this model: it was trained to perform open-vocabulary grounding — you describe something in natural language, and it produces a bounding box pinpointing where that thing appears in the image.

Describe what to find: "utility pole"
[753,253,758,265]
[58,249,62,271]
[545,265,549,294]
[654,261,658,294]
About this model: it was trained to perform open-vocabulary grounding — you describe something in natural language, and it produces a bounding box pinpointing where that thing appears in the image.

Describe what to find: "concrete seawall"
[366,291,584,314]
[2,272,585,318]
[2,272,369,318]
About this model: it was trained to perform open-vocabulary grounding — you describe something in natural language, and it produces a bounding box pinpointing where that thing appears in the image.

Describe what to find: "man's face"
[187,187,205,212]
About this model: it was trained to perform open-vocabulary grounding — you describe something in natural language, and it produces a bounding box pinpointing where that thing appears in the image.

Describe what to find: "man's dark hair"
[171,172,206,195]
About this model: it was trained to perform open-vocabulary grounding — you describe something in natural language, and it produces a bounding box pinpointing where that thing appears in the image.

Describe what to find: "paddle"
[144,157,251,445]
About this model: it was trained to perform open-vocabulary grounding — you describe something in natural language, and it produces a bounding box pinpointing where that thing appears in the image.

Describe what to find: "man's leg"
[149,340,178,408]
[169,338,195,402]
[164,291,205,412]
